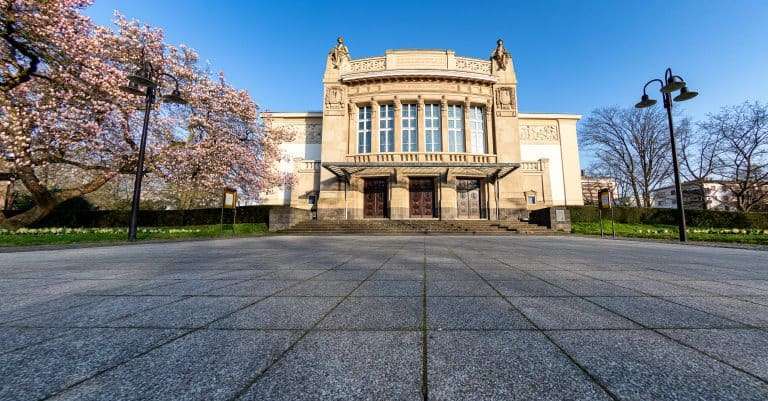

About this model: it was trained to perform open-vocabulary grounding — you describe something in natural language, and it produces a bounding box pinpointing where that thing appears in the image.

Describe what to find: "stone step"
[280,219,558,236]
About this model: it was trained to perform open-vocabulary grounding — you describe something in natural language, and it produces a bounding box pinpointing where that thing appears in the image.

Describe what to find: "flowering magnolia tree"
[0,0,291,228]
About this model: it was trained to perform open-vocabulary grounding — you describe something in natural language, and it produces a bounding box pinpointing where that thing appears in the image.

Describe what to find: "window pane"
[424,104,441,152]
[401,104,418,152]
[448,105,464,152]
[358,106,371,153]
[470,106,486,154]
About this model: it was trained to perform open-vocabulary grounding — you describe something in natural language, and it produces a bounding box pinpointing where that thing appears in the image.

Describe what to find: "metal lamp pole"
[635,68,698,242]
[121,55,186,241]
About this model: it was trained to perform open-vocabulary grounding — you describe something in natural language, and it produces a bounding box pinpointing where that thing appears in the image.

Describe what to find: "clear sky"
[85,0,768,122]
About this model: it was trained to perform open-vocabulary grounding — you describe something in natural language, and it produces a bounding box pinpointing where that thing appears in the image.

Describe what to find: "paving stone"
[352,280,422,296]
[0,328,182,401]
[474,269,529,281]
[127,280,241,295]
[508,297,639,329]
[370,269,423,281]
[664,296,768,327]
[427,280,496,296]
[427,297,533,330]
[675,280,768,296]
[113,297,257,328]
[605,280,712,296]
[543,278,643,296]
[318,297,421,330]
[551,330,768,401]
[428,331,613,401]
[238,331,421,401]
[0,294,99,323]
[15,296,180,327]
[490,279,570,297]
[426,268,481,281]
[212,297,341,329]
[279,280,360,296]
[588,297,744,328]
[0,327,69,355]
[204,280,297,296]
[50,329,298,401]
[314,270,375,281]
[661,329,768,381]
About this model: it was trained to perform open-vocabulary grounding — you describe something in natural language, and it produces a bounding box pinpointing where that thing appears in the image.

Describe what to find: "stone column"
[393,96,402,153]
[485,100,494,155]
[440,96,449,153]
[417,96,426,154]
[463,97,472,153]
[370,99,379,154]
[348,102,357,155]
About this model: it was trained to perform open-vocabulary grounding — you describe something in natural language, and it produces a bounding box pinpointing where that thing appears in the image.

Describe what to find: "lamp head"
[635,94,657,109]
[120,80,146,97]
[661,76,686,93]
[162,88,187,105]
[673,86,698,102]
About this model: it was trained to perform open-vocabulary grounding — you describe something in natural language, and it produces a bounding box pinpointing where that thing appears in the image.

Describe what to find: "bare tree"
[678,117,721,209]
[580,106,672,207]
[703,101,768,211]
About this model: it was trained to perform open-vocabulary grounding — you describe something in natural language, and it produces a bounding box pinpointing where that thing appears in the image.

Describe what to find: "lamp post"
[635,68,698,242]
[120,54,187,241]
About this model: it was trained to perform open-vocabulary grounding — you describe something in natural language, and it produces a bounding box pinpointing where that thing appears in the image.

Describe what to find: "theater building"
[262,38,583,222]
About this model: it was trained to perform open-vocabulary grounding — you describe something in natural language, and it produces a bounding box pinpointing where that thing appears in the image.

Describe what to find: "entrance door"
[364,178,387,218]
[409,178,434,218]
[456,179,481,219]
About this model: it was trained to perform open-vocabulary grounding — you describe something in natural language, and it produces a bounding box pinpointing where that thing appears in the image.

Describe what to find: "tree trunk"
[0,204,56,229]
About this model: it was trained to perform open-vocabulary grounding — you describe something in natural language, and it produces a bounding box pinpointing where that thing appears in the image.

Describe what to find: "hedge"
[2,205,272,228]
[569,206,768,229]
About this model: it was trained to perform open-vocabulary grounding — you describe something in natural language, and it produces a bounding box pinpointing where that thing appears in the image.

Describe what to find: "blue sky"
[86,0,768,121]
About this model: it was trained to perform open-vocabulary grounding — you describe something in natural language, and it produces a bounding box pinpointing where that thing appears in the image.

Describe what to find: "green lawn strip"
[572,221,768,245]
[0,223,269,247]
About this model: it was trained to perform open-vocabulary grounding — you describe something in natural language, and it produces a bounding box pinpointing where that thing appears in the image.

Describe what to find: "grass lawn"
[0,223,269,247]
[572,221,768,245]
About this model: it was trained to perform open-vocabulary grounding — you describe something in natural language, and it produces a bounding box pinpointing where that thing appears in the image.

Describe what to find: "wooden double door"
[409,178,435,218]
[456,179,482,219]
[363,178,388,218]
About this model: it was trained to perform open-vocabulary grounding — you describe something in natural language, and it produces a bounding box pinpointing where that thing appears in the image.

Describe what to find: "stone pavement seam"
[225,250,400,401]
[35,255,356,401]
[446,245,622,401]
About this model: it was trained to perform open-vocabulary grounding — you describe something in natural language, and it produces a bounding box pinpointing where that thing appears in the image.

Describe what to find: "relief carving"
[325,86,344,110]
[519,123,560,143]
[455,57,492,74]
[495,86,516,116]
[268,120,322,144]
[348,57,386,73]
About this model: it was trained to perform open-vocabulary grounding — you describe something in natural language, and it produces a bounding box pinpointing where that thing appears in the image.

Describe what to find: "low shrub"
[569,206,768,229]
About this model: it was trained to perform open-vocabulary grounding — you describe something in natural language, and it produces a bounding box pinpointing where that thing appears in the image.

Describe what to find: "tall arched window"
[447,105,465,152]
[401,104,418,152]
[424,104,442,152]
[357,106,371,153]
[379,104,395,152]
[470,106,486,154]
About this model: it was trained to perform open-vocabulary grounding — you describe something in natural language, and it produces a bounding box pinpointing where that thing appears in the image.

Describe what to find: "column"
[393,96,402,154]
[440,96,449,153]
[485,100,494,155]
[417,96,426,153]
[348,102,357,155]
[463,97,472,153]
[370,99,379,154]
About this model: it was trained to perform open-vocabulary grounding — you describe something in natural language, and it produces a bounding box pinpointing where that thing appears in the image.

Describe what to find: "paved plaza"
[1,236,768,400]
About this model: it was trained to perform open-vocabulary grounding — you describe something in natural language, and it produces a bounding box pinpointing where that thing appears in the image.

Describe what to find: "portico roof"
[322,161,520,181]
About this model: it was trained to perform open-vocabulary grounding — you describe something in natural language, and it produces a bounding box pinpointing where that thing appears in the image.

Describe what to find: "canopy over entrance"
[322,162,520,181]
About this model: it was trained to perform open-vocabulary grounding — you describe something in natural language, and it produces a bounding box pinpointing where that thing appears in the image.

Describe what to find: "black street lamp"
[121,54,187,241]
[635,68,698,242]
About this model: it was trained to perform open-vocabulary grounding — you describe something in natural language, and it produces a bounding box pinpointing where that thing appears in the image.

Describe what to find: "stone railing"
[520,160,545,172]
[347,153,497,164]
[297,160,321,172]
[454,56,492,75]
[347,57,387,73]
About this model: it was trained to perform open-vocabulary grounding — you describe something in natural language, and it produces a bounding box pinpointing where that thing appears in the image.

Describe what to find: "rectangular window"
[469,106,486,154]
[424,104,442,152]
[379,104,395,152]
[447,105,465,152]
[401,104,418,152]
[527,194,536,204]
[357,106,371,153]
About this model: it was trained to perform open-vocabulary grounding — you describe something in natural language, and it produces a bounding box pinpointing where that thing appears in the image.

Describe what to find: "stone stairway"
[279,219,559,235]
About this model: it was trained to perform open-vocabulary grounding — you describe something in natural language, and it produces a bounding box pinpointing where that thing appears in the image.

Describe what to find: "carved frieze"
[494,86,517,117]
[346,80,493,97]
[455,57,492,74]
[348,57,386,73]
[268,120,322,144]
[519,122,560,143]
[324,86,345,116]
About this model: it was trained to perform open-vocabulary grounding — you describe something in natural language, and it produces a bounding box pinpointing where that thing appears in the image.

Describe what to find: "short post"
[598,188,613,239]
[222,188,238,235]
